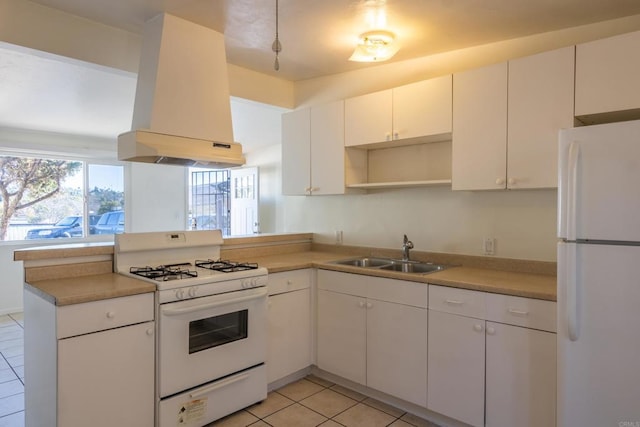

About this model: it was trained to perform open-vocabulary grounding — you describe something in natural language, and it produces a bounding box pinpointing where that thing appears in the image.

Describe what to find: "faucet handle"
[403,234,414,249]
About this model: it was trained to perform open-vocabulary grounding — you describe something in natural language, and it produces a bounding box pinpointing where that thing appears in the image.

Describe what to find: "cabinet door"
[507,46,574,189]
[427,310,485,427]
[316,289,366,384]
[267,288,312,383]
[345,90,393,146]
[393,76,452,141]
[452,62,508,190]
[366,299,427,407]
[485,322,556,427]
[58,321,155,427]
[310,100,346,195]
[575,30,640,122]
[282,108,311,195]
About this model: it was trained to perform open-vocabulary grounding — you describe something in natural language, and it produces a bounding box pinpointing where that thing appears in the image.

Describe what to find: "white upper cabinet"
[507,46,575,189]
[452,62,508,191]
[345,75,453,147]
[282,108,311,196]
[575,30,640,125]
[453,47,574,190]
[282,100,348,195]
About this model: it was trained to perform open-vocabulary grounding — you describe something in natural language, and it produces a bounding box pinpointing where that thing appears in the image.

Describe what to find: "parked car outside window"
[93,211,124,235]
[25,216,83,239]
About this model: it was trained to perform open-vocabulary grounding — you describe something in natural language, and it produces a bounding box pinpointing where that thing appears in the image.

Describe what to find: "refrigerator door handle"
[566,141,580,241]
[566,244,580,341]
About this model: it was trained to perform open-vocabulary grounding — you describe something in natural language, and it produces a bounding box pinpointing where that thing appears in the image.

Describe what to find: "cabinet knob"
[507,177,516,186]
[366,302,373,309]
[146,328,154,336]
[385,132,392,142]
[473,323,483,332]
[188,288,197,298]
[393,132,399,140]
[359,301,366,308]
[287,280,293,285]
[486,326,496,335]
[495,178,505,186]
[106,311,115,319]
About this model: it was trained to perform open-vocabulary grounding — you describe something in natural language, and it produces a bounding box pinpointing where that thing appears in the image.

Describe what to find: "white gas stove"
[114,230,268,427]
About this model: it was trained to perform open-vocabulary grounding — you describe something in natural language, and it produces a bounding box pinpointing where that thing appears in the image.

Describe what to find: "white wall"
[280,187,557,261]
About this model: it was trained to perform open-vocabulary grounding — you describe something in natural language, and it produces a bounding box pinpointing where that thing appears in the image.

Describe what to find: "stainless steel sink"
[330,257,449,274]
[379,262,447,274]
[331,257,394,268]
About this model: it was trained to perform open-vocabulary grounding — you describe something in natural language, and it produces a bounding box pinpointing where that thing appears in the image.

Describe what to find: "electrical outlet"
[335,230,343,245]
[483,237,496,255]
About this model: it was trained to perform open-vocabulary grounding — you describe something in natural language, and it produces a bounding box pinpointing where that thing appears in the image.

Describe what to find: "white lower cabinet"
[267,270,313,384]
[427,284,556,427]
[24,289,155,427]
[316,270,428,407]
[428,309,485,427]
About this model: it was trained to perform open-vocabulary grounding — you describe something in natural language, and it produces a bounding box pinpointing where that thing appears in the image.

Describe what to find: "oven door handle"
[161,287,267,316]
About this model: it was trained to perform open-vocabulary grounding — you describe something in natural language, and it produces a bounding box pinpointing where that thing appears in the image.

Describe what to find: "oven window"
[189,310,248,354]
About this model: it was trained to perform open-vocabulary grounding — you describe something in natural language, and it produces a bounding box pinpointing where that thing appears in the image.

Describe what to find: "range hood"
[118,13,245,168]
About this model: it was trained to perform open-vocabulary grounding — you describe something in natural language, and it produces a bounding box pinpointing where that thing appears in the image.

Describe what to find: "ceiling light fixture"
[349,29,399,62]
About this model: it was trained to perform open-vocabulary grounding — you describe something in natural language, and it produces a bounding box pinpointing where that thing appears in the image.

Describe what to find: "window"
[189,169,230,236]
[0,155,124,241]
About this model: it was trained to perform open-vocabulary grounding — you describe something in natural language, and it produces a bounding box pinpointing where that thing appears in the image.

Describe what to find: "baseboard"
[0,307,23,316]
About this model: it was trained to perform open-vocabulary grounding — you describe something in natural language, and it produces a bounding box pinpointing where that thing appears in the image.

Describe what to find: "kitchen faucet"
[402,234,414,261]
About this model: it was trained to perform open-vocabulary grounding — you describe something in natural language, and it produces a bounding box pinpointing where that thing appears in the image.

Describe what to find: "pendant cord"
[272,0,282,71]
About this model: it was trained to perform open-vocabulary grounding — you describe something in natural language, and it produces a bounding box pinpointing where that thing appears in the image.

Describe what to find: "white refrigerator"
[558,119,640,427]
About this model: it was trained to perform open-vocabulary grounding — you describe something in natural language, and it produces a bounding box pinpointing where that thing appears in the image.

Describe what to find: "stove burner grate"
[195,259,259,273]
[130,264,198,281]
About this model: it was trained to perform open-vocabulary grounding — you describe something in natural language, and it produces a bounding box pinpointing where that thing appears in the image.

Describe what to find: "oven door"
[158,286,267,398]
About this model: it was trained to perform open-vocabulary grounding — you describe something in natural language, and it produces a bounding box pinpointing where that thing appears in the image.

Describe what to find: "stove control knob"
[188,288,197,298]
[175,289,185,300]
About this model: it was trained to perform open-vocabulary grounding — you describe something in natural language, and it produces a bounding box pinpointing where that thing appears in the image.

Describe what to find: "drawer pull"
[106,311,115,319]
[473,324,483,332]
[507,308,529,316]
[445,299,464,305]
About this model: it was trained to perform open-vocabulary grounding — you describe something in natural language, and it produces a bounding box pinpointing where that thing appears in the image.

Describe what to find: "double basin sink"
[330,257,449,274]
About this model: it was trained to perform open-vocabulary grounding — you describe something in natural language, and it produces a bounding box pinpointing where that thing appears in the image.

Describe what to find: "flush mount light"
[349,29,399,62]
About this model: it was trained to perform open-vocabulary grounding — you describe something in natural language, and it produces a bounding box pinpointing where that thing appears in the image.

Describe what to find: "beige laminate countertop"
[252,251,557,301]
[26,273,156,306]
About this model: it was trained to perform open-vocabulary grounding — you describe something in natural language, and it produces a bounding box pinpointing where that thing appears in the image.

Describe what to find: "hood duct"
[118,13,245,168]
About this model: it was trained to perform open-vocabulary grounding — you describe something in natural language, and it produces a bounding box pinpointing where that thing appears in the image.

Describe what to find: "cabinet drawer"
[485,293,556,333]
[268,269,312,295]
[317,270,366,296]
[57,293,154,339]
[429,285,485,319]
[367,276,427,308]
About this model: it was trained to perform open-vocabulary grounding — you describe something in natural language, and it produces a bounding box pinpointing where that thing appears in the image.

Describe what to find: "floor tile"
[0,381,23,399]
[389,420,414,427]
[0,393,24,417]
[246,391,294,419]
[7,314,22,323]
[0,360,8,372]
[0,370,18,385]
[5,357,22,370]
[328,385,367,402]
[300,388,357,418]
[0,318,15,329]
[11,367,23,381]
[247,421,269,427]
[305,374,335,388]
[318,421,344,427]
[333,403,396,427]
[263,403,328,427]
[0,332,22,344]
[0,340,22,353]
[362,397,405,418]
[208,410,259,426]
[400,413,441,427]
[0,348,22,360]
[276,378,324,401]
[0,410,24,427]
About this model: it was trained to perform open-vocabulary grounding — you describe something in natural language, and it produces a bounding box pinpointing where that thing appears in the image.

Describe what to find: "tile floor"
[209,376,440,427]
[0,313,439,427]
[0,313,25,427]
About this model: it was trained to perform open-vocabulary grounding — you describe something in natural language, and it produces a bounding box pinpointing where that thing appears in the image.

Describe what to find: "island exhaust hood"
[118,13,245,168]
